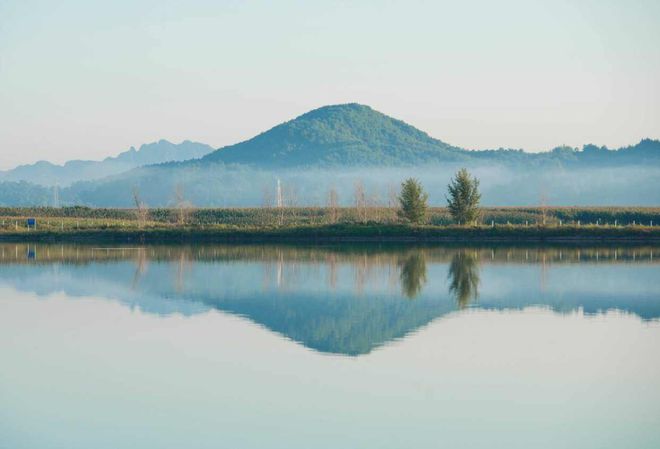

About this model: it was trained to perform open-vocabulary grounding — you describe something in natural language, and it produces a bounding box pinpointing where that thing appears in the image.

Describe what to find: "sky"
[0,0,659,169]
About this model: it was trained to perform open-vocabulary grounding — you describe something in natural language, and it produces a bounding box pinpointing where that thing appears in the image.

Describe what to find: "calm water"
[1,243,659,449]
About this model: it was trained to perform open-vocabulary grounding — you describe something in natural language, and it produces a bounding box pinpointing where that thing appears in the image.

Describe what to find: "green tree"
[398,178,428,224]
[446,168,481,225]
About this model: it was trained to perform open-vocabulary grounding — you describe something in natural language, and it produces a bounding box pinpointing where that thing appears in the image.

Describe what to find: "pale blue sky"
[1,0,659,169]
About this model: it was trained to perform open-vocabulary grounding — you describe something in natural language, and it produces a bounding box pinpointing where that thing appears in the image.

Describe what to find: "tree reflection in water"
[448,250,480,308]
[399,252,427,299]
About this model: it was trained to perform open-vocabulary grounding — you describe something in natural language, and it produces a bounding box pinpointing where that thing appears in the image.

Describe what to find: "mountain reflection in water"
[1,243,658,356]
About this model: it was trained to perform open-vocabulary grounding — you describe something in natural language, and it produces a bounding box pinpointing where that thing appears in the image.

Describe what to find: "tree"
[398,178,428,224]
[354,181,367,223]
[173,184,193,225]
[327,187,339,224]
[132,187,148,228]
[446,168,481,225]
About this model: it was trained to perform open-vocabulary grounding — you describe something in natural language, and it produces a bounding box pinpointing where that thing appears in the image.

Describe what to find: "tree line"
[11,167,660,228]
[398,168,481,225]
[129,168,482,226]
[246,168,481,226]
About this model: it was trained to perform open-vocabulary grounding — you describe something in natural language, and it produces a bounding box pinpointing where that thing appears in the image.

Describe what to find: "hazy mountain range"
[1,103,659,207]
[0,139,214,187]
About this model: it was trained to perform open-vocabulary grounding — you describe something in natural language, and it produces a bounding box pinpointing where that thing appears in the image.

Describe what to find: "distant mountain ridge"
[0,140,214,187]
[0,103,659,207]
[4,104,660,176]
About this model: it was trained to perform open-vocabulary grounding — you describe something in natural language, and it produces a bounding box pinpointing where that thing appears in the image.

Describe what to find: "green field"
[0,206,659,243]
[1,206,659,228]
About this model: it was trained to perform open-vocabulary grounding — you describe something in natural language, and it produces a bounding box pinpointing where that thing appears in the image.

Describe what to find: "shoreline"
[1,224,660,244]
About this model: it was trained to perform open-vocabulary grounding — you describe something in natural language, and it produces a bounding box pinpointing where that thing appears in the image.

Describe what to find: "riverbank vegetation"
[0,206,658,230]
[0,221,659,244]
[1,171,659,242]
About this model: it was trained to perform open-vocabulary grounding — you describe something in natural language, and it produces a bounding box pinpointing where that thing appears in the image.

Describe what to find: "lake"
[1,243,659,449]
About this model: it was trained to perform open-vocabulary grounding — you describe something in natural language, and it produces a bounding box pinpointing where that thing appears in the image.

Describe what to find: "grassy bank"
[1,223,659,244]
[1,206,659,243]
[1,206,659,228]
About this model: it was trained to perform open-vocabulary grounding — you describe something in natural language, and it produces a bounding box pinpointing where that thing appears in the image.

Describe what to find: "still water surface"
[1,244,659,448]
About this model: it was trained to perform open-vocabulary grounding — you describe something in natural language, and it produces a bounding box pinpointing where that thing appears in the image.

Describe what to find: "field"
[0,206,659,243]
[1,206,659,229]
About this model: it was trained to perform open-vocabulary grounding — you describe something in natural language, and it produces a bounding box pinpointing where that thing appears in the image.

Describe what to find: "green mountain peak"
[202,103,463,167]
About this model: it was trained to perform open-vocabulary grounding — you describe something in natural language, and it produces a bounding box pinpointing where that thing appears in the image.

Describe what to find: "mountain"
[0,140,214,187]
[202,103,468,167]
[0,104,659,207]
[200,103,660,167]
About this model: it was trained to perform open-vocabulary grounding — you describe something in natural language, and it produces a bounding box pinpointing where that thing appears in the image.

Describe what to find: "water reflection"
[399,253,427,298]
[4,243,656,266]
[0,243,658,356]
[448,250,480,308]
[132,247,148,290]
